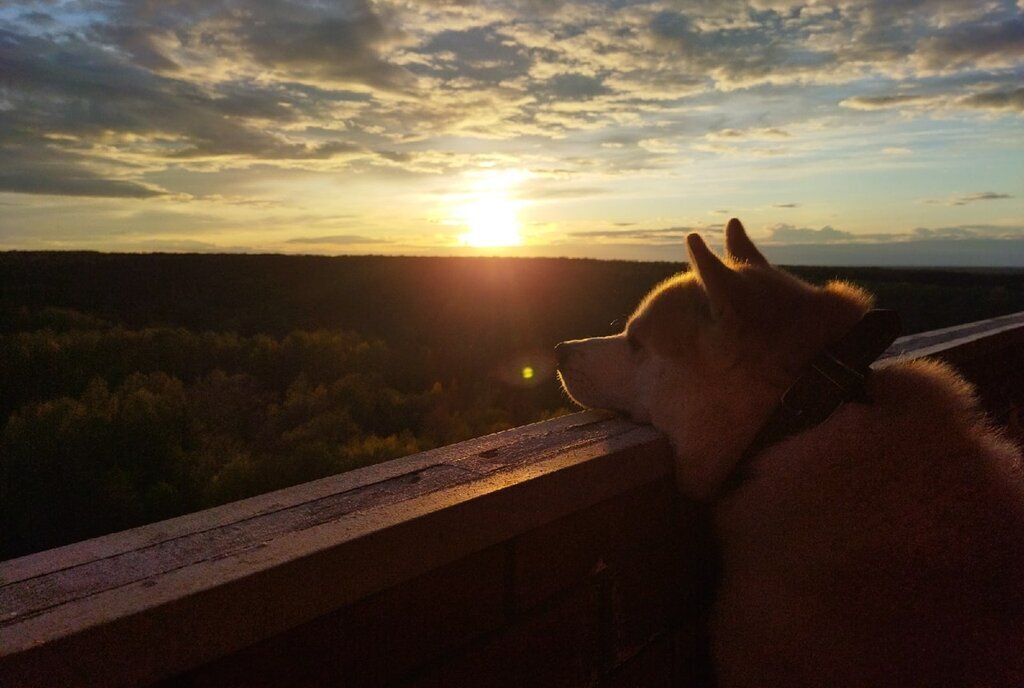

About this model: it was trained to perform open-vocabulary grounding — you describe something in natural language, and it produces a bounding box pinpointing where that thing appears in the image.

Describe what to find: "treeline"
[2,252,1023,559]
[4,253,1022,342]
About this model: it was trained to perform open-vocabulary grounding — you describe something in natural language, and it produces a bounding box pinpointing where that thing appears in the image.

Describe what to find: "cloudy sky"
[1,0,1022,265]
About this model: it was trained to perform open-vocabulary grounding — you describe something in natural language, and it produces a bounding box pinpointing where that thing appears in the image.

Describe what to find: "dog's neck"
[718,309,902,497]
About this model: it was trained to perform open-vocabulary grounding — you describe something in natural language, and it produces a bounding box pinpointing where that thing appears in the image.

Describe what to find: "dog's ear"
[686,233,741,319]
[724,218,768,267]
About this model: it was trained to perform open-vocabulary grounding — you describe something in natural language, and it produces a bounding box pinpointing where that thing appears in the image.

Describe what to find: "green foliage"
[0,310,554,558]
[1,253,1022,559]
[1,373,191,554]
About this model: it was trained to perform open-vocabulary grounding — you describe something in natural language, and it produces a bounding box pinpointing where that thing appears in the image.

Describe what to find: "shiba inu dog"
[556,219,1024,687]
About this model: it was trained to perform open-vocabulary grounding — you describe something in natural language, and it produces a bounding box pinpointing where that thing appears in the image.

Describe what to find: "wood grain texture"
[1,411,670,687]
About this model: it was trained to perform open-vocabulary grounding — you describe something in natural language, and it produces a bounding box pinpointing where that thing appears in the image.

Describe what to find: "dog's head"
[556,219,872,497]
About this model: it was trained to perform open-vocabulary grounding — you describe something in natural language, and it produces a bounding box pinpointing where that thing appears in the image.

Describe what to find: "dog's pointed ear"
[686,233,740,318]
[724,218,768,267]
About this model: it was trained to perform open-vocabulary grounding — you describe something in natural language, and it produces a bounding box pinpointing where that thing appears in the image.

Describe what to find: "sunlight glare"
[455,170,526,248]
[459,196,522,247]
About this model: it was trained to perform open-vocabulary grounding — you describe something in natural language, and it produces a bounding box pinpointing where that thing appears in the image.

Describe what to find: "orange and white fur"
[556,219,1024,687]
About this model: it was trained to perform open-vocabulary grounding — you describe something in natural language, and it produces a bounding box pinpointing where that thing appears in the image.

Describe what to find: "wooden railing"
[2,311,1023,688]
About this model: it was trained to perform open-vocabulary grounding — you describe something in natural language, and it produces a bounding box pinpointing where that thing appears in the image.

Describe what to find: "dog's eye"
[626,331,642,352]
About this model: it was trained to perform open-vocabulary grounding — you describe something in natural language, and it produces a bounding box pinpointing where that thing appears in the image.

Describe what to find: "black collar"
[720,309,902,496]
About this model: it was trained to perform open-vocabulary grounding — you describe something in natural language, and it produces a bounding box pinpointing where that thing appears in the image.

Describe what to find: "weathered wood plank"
[0,410,630,587]
[1,463,476,623]
[878,310,1024,366]
[1,412,670,688]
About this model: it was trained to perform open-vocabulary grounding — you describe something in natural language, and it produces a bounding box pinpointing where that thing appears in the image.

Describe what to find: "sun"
[457,195,523,247]
[453,169,526,248]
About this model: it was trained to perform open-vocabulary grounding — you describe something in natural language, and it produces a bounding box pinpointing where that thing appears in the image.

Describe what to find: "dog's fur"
[556,220,1024,687]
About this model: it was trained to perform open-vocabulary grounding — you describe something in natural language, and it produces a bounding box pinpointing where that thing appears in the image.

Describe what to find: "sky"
[1,0,1022,266]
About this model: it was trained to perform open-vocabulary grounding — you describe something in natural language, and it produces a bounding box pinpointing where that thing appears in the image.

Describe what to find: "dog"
[555,219,1024,687]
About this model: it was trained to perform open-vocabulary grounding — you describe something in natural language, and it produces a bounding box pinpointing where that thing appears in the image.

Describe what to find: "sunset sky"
[1,0,1022,265]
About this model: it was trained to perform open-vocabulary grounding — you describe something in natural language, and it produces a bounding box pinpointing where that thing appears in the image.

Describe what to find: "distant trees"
[2,373,191,554]
[0,316,558,559]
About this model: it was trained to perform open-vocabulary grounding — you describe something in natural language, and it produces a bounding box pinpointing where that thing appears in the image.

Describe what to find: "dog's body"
[556,220,1024,687]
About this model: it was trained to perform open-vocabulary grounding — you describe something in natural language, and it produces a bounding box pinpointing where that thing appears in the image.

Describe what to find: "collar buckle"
[781,349,869,424]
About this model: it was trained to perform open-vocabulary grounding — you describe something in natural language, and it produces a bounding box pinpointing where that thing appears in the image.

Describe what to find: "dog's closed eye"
[626,330,643,353]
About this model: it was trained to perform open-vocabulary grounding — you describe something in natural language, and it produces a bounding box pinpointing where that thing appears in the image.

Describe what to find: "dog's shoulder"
[716,356,1024,685]
[872,357,988,430]
[720,354,1024,571]
[870,357,1023,477]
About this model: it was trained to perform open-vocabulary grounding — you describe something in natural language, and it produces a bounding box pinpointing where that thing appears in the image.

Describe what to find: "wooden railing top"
[0,412,671,688]
[878,310,1024,366]
[2,310,1023,688]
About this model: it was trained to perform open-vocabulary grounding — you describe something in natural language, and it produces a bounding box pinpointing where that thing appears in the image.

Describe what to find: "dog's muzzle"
[554,341,571,368]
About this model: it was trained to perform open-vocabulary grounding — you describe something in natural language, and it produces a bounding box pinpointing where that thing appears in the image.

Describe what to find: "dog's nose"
[554,342,570,368]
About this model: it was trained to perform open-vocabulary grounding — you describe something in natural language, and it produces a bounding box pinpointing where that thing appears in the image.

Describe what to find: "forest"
[2,251,1023,559]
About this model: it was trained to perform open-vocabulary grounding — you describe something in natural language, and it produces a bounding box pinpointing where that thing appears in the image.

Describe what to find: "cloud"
[19,11,56,26]
[87,0,416,91]
[285,234,391,244]
[771,203,799,208]
[517,185,609,200]
[762,238,1024,267]
[694,126,797,156]
[960,87,1024,112]
[0,170,166,199]
[706,127,791,140]
[240,3,416,90]
[693,142,789,157]
[647,8,840,89]
[543,73,611,101]
[912,17,1024,73]
[911,224,1024,240]
[92,23,182,72]
[569,225,722,243]
[0,29,320,156]
[638,138,679,153]
[763,224,857,244]
[751,222,1024,266]
[0,144,170,198]
[414,26,530,84]
[955,192,1013,204]
[840,84,1024,115]
[923,191,1014,206]
[0,22,389,198]
[759,222,1024,246]
[839,95,937,111]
